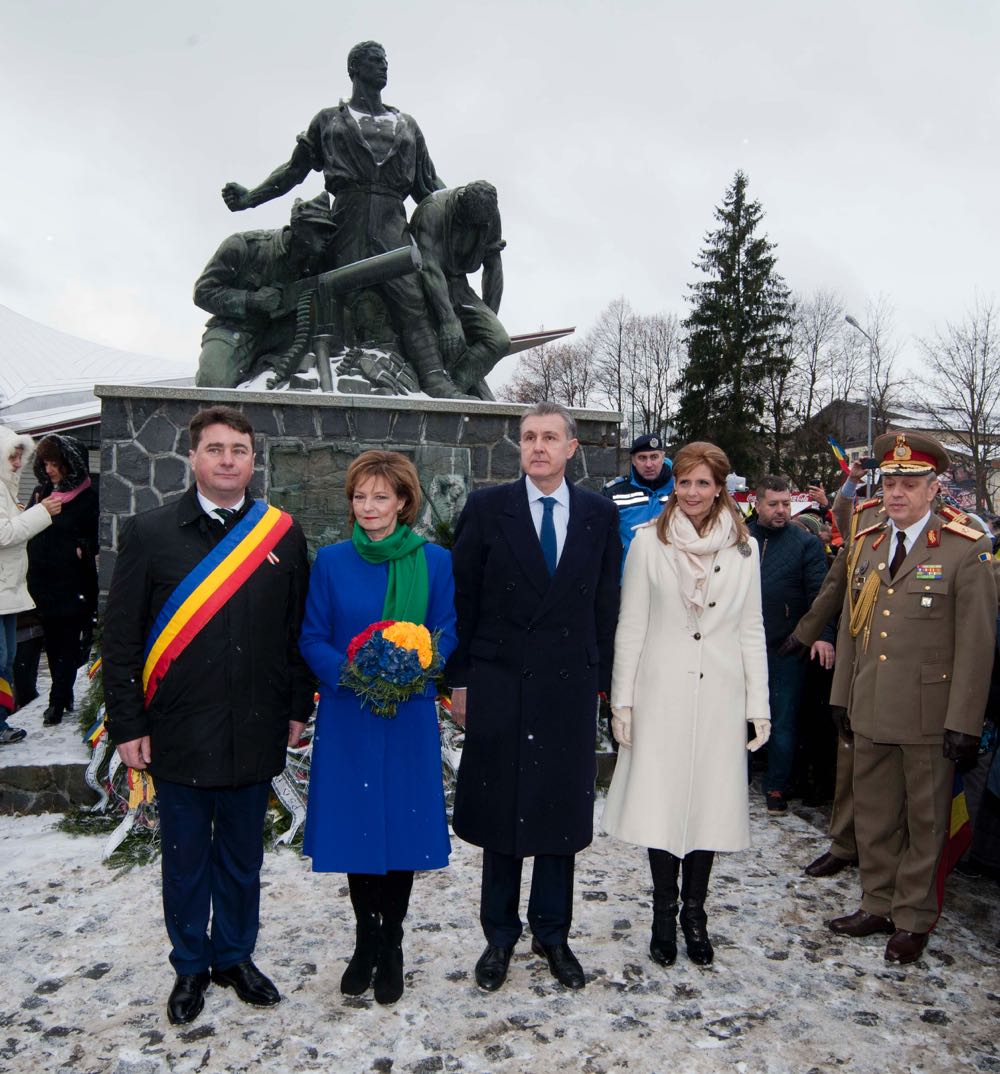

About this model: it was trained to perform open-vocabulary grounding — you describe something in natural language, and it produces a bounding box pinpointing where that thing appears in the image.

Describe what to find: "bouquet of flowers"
[339,619,443,718]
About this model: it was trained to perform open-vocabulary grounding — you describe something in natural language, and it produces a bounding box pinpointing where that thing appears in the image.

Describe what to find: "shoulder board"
[943,519,987,542]
[939,504,970,525]
[854,521,886,540]
[854,497,882,514]
[603,476,627,489]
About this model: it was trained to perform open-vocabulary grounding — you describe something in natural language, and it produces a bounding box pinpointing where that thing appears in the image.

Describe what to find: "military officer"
[826,431,996,964]
[783,467,884,877]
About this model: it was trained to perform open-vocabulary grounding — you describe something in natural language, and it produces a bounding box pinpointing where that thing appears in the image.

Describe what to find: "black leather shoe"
[211,960,280,1006]
[804,851,858,878]
[42,706,63,727]
[474,944,514,992]
[530,938,585,989]
[167,971,210,1025]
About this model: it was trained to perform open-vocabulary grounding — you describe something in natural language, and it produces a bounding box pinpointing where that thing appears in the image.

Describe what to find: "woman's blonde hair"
[345,450,422,526]
[655,441,748,544]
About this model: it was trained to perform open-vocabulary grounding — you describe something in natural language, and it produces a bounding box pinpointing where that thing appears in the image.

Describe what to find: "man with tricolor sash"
[103,406,313,1025]
[823,430,996,965]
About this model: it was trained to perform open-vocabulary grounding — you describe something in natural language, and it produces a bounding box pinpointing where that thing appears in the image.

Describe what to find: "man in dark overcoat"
[103,406,313,1025]
[447,402,620,992]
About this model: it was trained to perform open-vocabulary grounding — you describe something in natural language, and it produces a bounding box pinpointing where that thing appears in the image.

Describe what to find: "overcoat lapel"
[497,478,551,597]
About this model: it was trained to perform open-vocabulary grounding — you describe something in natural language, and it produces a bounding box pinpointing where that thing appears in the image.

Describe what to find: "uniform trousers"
[853,733,954,932]
[156,777,271,975]
[480,850,575,947]
[829,735,857,860]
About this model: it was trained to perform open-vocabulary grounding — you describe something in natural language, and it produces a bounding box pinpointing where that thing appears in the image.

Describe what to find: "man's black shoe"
[42,706,63,727]
[474,944,514,992]
[167,971,210,1025]
[530,938,585,989]
[211,960,280,1006]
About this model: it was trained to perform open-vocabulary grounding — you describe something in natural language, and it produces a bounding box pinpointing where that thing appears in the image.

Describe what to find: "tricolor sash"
[142,501,293,707]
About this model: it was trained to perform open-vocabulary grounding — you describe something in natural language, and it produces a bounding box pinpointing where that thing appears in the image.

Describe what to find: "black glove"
[831,705,852,741]
[777,634,808,659]
[942,730,980,764]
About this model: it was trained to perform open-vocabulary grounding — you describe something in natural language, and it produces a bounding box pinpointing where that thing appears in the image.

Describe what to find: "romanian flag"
[827,435,851,474]
[933,770,973,922]
[142,501,292,708]
[0,676,13,713]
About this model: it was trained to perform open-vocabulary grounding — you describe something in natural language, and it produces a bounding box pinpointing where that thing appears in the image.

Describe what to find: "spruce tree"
[676,171,792,478]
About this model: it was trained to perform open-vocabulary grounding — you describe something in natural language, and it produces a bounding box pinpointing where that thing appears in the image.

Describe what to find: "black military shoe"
[211,960,280,1006]
[167,971,210,1025]
[474,944,514,992]
[530,938,585,989]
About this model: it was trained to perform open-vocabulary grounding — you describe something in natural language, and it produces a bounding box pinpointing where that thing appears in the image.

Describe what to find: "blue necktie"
[539,496,558,576]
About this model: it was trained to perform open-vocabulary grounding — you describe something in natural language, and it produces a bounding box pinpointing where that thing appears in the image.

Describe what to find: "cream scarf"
[666,507,737,618]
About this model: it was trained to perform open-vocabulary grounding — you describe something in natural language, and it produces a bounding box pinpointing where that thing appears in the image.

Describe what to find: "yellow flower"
[383,621,434,669]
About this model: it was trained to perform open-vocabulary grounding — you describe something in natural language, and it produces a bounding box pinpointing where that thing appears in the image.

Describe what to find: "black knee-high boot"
[647,848,680,966]
[373,870,413,1005]
[679,850,715,965]
[341,873,380,996]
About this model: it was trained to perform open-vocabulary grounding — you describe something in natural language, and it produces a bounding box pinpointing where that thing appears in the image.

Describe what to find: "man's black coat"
[102,486,314,788]
[446,477,620,857]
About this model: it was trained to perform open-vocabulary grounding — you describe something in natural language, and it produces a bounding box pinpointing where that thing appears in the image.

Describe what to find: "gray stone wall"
[95,386,623,587]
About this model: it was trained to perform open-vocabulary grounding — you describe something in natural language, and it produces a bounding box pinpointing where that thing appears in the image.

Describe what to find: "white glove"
[611,706,633,749]
[747,719,770,752]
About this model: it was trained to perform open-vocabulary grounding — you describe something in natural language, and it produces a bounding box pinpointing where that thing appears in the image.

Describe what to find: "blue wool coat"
[300,541,457,874]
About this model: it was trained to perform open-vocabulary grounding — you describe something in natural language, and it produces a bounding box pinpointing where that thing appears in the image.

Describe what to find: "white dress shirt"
[196,490,246,521]
[525,476,570,565]
[888,510,932,557]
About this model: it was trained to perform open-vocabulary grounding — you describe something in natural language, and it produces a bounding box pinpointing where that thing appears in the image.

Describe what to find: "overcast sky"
[2,0,997,389]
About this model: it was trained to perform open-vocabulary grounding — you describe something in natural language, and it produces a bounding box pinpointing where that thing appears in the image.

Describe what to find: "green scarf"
[351,521,429,623]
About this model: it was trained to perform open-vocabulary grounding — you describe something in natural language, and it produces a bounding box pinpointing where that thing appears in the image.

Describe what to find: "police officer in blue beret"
[603,434,674,570]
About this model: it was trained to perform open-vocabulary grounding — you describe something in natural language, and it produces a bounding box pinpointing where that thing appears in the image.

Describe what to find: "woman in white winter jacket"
[0,427,59,742]
[603,441,770,967]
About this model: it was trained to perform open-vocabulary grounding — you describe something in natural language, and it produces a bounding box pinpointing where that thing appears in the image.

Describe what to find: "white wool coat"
[0,427,52,615]
[603,522,770,855]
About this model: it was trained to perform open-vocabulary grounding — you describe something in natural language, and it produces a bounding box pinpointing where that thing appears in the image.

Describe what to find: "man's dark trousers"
[764,649,808,795]
[481,851,575,946]
[156,778,271,974]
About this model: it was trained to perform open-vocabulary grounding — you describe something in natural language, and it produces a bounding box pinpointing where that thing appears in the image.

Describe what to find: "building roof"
[0,303,193,433]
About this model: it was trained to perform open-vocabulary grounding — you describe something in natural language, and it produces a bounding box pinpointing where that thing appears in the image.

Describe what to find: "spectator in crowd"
[446,402,620,993]
[24,435,98,726]
[299,451,457,1006]
[748,476,833,815]
[103,406,313,1025]
[603,440,770,968]
[603,434,674,567]
[0,427,58,742]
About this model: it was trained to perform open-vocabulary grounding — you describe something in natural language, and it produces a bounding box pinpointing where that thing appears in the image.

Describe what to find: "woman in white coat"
[603,441,770,967]
[0,427,59,743]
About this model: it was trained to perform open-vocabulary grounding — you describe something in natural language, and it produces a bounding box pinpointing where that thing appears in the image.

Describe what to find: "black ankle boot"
[340,911,380,996]
[648,848,680,967]
[680,850,715,966]
[372,922,404,1005]
[42,706,64,727]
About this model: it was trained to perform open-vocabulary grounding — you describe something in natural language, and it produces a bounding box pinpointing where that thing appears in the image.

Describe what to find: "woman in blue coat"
[300,450,457,1005]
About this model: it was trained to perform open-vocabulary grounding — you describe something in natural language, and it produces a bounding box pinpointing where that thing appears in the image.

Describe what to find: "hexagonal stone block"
[135,413,177,454]
[152,454,188,497]
[115,441,151,486]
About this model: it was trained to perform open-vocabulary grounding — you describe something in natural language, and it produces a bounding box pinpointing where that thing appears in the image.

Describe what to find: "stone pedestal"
[95,386,623,584]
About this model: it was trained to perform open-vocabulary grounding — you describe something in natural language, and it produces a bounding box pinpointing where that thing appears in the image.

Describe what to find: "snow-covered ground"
[0,788,997,1074]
